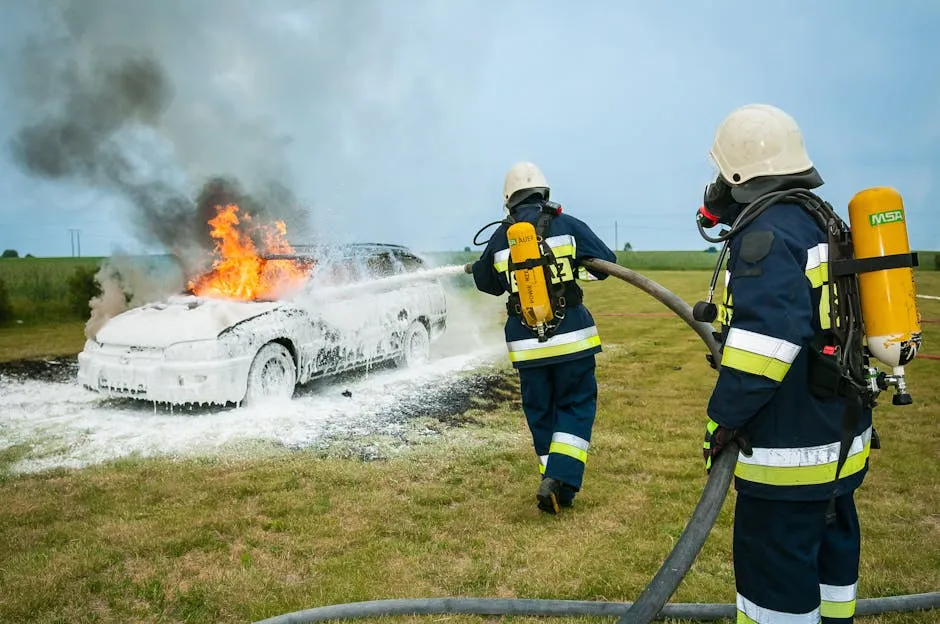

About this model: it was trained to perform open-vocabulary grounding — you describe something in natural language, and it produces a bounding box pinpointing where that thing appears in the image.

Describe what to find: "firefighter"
[699,104,873,623]
[465,161,617,514]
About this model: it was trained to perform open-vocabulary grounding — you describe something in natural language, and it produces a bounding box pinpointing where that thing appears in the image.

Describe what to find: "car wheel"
[395,321,430,368]
[245,342,296,404]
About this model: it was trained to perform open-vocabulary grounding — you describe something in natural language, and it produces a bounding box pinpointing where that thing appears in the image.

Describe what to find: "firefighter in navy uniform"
[466,161,617,514]
[697,104,874,623]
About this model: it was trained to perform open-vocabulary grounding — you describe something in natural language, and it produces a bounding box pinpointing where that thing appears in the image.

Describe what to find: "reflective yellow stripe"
[538,454,548,474]
[820,582,857,619]
[821,599,856,619]
[717,303,731,326]
[806,262,828,288]
[493,236,575,274]
[721,346,791,381]
[549,441,588,464]
[578,266,598,281]
[551,244,575,258]
[806,243,834,330]
[508,334,601,363]
[819,284,832,330]
[718,289,734,325]
[735,441,870,486]
[805,243,829,288]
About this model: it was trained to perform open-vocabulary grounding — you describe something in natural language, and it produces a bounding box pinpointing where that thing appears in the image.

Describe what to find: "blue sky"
[0,0,938,258]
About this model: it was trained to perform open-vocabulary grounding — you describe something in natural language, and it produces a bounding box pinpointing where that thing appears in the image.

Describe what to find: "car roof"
[265,243,422,262]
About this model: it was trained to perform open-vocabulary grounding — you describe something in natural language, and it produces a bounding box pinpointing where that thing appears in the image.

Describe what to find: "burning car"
[77,205,448,406]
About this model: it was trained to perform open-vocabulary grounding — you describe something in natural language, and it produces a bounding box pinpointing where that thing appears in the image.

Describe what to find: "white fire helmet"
[709,104,814,185]
[503,161,549,208]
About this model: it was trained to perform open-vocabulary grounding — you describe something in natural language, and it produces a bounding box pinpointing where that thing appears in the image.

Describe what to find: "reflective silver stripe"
[544,234,576,253]
[551,432,590,452]
[820,582,857,602]
[738,427,872,468]
[805,243,829,272]
[805,243,829,288]
[725,328,801,363]
[507,326,599,353]
[725,269,731,287]
[736,593,820,623]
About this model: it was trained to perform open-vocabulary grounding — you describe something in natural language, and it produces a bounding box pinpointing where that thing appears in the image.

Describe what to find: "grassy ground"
[0,320,89,361]
[0,272,938,623]
[1,251,936,329]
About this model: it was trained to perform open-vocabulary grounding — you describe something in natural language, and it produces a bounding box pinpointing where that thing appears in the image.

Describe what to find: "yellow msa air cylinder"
[847,186,922,380]
[507,221,553,334]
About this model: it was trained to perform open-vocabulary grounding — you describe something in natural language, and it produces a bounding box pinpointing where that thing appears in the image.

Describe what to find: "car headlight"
[163,340,224,361]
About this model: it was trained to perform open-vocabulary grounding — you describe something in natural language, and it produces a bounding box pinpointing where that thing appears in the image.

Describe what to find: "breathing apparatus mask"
[696,175,737,229]
[691,170,827,326]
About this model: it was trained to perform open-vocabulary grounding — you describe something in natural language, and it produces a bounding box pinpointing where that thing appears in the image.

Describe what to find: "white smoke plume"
[85,251,186,339]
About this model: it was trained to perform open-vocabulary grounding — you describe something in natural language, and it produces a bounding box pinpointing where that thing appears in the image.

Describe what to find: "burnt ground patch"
[0,356,78,384]
[278,367,522,459]
[379,368,520,426]
[291,367,521,461]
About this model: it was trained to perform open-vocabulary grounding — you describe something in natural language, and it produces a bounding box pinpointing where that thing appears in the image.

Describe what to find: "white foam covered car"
[77,244,448,406]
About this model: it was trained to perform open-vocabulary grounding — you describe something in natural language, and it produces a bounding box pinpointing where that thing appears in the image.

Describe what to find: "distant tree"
[623,242,633,251]
[705,246,719,253]
[1,249,18,258]
[66,266,102,320]
[0,278,11,324]
[25,253,34,258]
[463,246,471,253]
[935,254,940,270]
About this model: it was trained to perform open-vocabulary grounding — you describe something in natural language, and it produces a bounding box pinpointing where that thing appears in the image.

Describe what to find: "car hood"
[94,295,285,348]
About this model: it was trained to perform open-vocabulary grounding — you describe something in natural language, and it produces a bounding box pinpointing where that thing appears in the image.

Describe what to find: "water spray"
[295,264,468,302]
[252,258,938,624]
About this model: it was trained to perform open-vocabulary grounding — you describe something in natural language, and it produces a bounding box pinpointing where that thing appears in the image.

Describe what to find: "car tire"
[244,342,296,405]
[395,320,431,368]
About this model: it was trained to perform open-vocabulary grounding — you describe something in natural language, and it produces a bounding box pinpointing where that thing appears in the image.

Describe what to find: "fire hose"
[253,259,939,624]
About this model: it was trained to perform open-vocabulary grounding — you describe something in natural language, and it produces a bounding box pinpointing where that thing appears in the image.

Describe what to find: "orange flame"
[187,204,310,301]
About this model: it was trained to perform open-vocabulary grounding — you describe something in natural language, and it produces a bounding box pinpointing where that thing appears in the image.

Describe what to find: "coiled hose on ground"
[254,259,939,624]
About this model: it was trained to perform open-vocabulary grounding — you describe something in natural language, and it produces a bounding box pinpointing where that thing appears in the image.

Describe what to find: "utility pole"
[614,220,618,252]
[68,229,82,257]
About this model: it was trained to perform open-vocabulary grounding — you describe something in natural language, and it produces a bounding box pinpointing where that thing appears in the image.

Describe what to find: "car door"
[296,255,368,375]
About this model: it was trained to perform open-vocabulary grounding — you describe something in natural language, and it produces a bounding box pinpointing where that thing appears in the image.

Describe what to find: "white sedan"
[77,244,448,406]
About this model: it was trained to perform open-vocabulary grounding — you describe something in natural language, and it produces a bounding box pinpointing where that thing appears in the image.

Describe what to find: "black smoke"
[6,5,311,276]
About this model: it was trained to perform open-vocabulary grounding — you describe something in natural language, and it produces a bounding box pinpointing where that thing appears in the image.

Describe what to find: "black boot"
[558,483,577,508]
[537,477,561,514]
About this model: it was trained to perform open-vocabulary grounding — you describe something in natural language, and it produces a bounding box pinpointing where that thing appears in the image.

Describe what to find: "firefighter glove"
[463,262,474,274]
[703,418,753,473]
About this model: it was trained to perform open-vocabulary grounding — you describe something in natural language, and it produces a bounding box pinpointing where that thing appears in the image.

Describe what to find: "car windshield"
[284,244,425,285]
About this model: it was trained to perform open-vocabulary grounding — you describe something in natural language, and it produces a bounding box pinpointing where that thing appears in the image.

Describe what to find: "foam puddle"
[0,345,505,475]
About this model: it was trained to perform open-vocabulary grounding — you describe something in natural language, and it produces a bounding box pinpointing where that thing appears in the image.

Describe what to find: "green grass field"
[1,250,936,330]
[0,256,106,324]
[1,270,938,623]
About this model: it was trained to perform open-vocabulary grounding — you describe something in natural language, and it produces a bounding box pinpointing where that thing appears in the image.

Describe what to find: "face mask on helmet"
[696,175,735,228]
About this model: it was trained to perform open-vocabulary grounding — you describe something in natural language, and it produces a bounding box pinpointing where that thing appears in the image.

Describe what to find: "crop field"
[0,261,938,624]
[3,249,935,331]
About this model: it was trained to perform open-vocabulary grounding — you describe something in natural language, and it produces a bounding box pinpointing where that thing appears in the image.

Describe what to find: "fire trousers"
[734,492,861,623]
[518,354,597,491]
